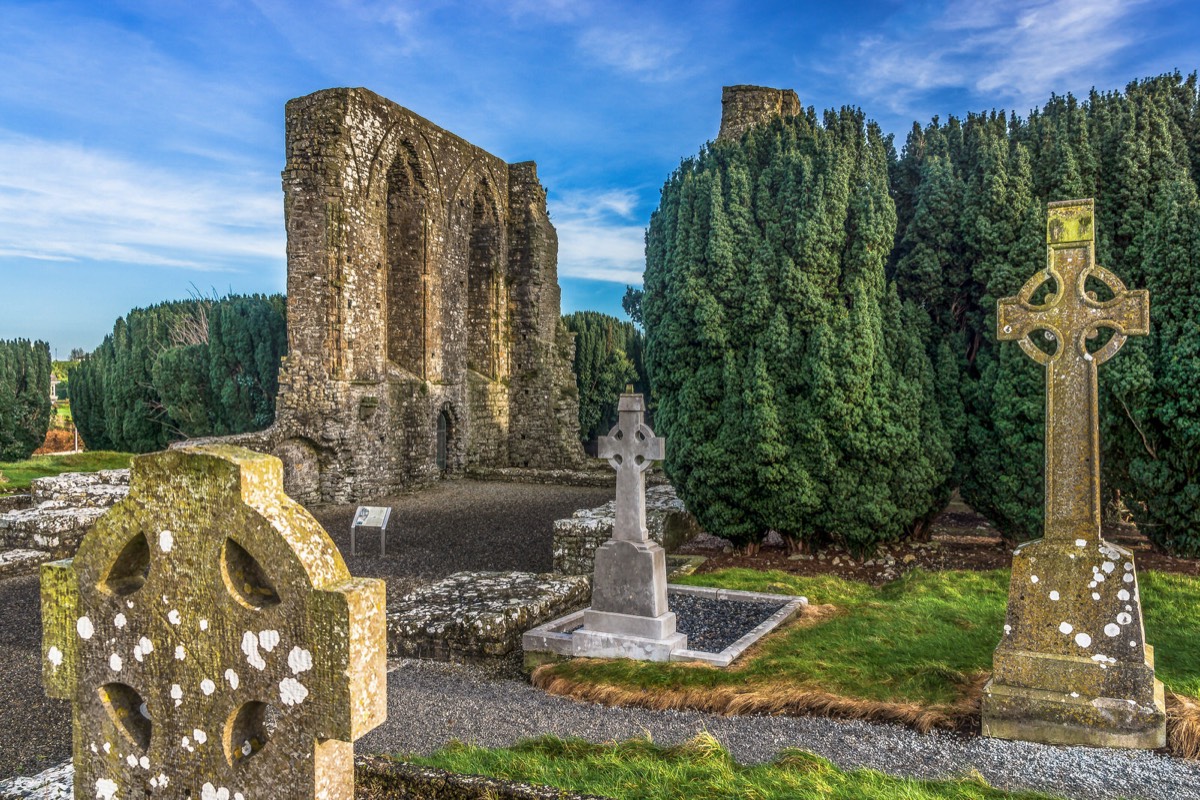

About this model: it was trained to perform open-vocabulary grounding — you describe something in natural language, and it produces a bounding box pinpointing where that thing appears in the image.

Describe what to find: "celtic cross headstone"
[981,199,1166,748]
[575,392,686,660]
[41,445,387,799]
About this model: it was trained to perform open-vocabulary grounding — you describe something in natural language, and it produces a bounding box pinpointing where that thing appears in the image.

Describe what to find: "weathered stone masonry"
[221,88,583,503]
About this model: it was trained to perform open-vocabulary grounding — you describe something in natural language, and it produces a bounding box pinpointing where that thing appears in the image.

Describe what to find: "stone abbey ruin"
[227,88,584,503]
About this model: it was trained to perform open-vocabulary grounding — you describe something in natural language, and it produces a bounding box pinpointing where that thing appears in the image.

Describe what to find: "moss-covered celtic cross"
[997,199,1149,543]
[41,445,386,799]
[983,199,1165,750]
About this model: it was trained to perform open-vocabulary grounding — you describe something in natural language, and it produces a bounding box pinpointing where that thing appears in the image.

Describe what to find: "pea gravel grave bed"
[565,594,789,654]
[671,593,788,653]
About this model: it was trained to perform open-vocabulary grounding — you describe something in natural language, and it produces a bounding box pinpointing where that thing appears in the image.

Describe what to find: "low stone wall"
[388,571,591,660]
[0,469,129,565]
[466,466,613,487]
[467,466,671,488]
[361,757,611,800]
[0,493,31,513]
[552,484,702,575]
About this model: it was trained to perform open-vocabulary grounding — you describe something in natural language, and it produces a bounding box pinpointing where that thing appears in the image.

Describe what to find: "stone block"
[552,484,701,575]
[570,629,687,663]
[982,538,1166,748]
[589,540,669,620]
[0,547,52,578]
[581,609,678,641]
[40,445,386,800]
[387,571,590,660]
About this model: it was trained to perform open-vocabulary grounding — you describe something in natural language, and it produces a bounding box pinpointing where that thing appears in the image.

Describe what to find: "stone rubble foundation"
[552,484,701,575]
[0,469,129,570]
[388,571,591,660]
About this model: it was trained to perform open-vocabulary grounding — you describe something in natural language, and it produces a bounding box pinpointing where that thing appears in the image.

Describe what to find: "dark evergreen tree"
[645,108,951,552]
[621,286,644,326]
[71,295,287,450]
[68,357,112,451]
[886,71,1200,554]
[563,311,646,443]
[0,339,52,460]
[205,295,287,434]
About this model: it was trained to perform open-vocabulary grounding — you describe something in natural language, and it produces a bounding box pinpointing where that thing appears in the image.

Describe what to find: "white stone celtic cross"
[598,393,665,543]
[42,445,386,800]
[577,392,685,661]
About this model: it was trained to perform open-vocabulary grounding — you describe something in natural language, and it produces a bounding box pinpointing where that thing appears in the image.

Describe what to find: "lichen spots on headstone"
[40,444,386,798]
[982,200,1165,749]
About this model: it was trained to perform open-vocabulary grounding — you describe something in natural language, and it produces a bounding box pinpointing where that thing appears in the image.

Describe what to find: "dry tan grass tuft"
[531,666,966,734]
[1168,692,1200,760]
[533,665,1200,760]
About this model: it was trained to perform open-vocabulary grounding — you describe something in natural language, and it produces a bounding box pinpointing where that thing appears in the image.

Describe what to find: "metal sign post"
[351,505,392,556]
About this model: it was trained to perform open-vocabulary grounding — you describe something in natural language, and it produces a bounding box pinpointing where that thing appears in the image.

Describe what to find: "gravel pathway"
[0,574,71,780]
[361,659,1200,800]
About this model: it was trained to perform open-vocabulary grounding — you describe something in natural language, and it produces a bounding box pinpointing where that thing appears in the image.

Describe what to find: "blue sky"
[2,0,1198,358]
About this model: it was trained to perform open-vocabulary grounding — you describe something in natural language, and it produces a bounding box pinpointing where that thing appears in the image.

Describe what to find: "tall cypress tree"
[0,339,52,460]
[645,108,951,552]
[563,311,645,443]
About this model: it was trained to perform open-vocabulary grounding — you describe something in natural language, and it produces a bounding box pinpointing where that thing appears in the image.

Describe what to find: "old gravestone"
[573,392,686,661]
[981,199,1166,748]
[41,444,387,798]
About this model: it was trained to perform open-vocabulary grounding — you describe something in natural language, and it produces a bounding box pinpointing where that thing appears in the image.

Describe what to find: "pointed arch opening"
[466,182,506,380]
[386,144,427,376]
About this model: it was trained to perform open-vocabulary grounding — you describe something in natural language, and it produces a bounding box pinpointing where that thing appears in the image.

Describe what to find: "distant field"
[0,451,133,494]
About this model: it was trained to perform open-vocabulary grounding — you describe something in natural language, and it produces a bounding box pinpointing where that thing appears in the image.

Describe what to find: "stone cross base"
[981,538,1166,748]
[573,539,687,662]
[571,626,688,662]
[589,539,672,619]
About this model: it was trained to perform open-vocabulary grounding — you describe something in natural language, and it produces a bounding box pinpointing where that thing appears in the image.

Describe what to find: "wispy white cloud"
[0,133,284,272]
[577,25,688,81]
[552,188,646,284]
[837,0,1147,114]
[498,0,591,23]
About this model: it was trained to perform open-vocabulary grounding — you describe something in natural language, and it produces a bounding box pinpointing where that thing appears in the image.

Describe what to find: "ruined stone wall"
[717,85,801,143]
[227,88,582,503]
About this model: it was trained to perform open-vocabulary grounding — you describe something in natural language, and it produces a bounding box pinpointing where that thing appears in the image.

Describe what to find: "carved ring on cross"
[1005,265,1135,367]
[603,423,658,473]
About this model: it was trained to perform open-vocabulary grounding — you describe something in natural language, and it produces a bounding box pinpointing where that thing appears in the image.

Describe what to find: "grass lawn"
[0,451,133,494]
[388,734,1059,800]
[534,569,1200,747]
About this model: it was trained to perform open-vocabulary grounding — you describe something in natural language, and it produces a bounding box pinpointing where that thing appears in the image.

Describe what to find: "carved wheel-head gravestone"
[982,199,1166,748]
[41,445,387,799]
[574,392,686,661]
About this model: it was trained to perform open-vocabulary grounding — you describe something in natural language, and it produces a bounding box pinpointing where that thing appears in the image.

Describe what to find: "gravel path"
[0,574,71,780]
[361,659,1200,800]
[309,480,612,599]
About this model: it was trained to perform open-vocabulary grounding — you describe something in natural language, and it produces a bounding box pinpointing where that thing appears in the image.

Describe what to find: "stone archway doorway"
[436,410,450,474]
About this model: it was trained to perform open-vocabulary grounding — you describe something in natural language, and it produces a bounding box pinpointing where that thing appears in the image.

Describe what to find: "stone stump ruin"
[981,199,1166,748]
[41,445,387,799]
